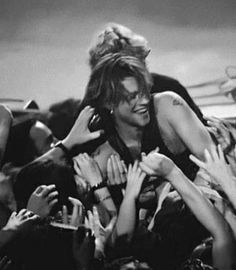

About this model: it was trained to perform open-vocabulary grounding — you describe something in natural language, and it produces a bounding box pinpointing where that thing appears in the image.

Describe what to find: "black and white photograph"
[0,1,236,269]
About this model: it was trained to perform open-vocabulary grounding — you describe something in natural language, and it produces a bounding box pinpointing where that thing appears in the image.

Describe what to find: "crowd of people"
[0,23,236,270]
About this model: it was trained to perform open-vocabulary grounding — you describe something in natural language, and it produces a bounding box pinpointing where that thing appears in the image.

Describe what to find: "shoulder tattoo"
[172,98,183,106]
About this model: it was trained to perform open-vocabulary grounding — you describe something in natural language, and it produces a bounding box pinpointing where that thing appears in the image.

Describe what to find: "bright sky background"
[0,0,236,116]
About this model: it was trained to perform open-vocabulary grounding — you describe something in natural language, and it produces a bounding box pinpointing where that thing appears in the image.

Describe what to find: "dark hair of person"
[89,23,149,68]
[82,53,152,110]
[47,98,81,140]
[14,159,78,213]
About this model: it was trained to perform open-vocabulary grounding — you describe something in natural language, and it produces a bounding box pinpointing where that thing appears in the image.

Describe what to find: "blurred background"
[0,0,236,117]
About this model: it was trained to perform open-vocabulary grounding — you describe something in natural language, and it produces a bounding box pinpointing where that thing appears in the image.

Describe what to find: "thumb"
[89,129,104,140]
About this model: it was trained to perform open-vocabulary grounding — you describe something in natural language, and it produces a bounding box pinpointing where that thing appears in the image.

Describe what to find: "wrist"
[61,138,74,151]
[222,177,236,194]
[54,141,72,161]
[165,166,181,181]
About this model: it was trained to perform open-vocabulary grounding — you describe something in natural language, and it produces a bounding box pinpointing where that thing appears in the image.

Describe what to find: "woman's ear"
[104,103,114,114]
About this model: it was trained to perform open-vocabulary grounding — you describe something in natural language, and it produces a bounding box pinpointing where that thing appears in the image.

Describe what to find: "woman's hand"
[27,185,58,218]
[62,106,104,149]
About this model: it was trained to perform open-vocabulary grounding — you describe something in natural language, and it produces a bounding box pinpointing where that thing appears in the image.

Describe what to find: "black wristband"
[90,181,107,193]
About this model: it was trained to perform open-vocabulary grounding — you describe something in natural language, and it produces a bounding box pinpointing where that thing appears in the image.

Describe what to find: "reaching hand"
[2,209,39,232]
[205,116,236,154]
[139,152,175,178]
[69,197,84,227]
[54,198,85,229]
[107,155,127,186]
[27,185,58,218]
[85,206,117,254]
[73,153,103,187]
[125,161,146,199]
[189,145,233,188]
[62,106,104,149]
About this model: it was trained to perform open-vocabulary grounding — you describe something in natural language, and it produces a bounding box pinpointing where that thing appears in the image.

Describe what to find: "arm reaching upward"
[140,152,236,270]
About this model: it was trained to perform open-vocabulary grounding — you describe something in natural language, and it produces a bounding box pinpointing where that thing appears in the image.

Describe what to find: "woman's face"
[113,76,150,128]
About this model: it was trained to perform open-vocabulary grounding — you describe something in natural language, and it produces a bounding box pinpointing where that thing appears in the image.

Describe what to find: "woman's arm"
[153,92,214,160]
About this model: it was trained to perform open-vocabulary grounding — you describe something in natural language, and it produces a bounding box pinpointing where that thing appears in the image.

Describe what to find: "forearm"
[212,238,236,270]
[35,146,68,164]
[115,194,137,241]
[94,188,117,222]
[167,166,232,240]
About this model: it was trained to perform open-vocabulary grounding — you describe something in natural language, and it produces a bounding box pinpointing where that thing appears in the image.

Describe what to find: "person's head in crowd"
[14,159,78,213]
[3,119,57,167]
[47,98,81,140]
[82,53,152,133]
[89,23,150,69]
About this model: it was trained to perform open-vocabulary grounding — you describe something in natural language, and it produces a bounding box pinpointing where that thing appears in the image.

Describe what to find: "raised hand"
[62,106,104,149]
[107,154,127,186]
[73,153,103,187]
[125,161,146,199]
[85,206,117,255]
[2,209,39,232]
[139,151,175,178]
[27,184,58,218]
[205,116,236,154]
[189,145,233,187]
[69,197,84,227]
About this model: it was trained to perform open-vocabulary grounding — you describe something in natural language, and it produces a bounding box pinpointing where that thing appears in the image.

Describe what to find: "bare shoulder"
[153,91,186,109]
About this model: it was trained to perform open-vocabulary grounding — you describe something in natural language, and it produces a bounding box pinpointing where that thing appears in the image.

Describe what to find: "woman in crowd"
[88,23,204,124]
[81,52,214,182]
